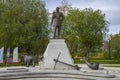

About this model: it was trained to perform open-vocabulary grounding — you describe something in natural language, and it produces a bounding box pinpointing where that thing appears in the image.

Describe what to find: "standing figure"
[51,7,64,38]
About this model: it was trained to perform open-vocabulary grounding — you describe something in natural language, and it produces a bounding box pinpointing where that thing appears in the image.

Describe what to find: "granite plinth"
[39,39,74,69]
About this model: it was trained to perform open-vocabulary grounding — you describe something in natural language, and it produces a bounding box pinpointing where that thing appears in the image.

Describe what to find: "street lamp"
[102,42,105,51]
[108,34,112,59]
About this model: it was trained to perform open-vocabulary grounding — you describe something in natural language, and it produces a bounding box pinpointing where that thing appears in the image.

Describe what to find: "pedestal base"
[39,39,74,70]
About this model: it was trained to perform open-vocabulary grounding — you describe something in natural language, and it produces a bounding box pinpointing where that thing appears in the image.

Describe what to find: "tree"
[110,33,120,61]
[62,8,108,59]
[59,0,79,54]
[0,0,49,56]
[59,0,72,15]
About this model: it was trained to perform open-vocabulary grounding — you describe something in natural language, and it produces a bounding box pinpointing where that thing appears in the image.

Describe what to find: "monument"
[39,7,76,70]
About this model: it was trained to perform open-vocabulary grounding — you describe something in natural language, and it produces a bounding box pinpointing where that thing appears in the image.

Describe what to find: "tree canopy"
[0,0,49,55]
[62,8,108,59]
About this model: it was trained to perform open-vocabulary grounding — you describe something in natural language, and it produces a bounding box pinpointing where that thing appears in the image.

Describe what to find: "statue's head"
[56,7,60,12]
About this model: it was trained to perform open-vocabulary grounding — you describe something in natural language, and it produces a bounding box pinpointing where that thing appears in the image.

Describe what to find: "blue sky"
[43,0,120,35]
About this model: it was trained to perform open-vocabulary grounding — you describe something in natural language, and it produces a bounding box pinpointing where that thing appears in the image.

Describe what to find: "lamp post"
[102,42,105,51]
[108,38,111,59]
[108,34,112,59]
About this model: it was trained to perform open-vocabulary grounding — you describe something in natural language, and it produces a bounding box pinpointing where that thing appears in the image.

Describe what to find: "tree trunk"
[85,45,90,61]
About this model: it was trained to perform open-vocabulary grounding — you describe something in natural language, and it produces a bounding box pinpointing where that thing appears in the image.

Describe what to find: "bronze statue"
[51,7,64,38]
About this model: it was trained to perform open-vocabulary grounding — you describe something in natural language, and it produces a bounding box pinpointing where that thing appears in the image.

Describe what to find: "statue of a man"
[51,7,64,38]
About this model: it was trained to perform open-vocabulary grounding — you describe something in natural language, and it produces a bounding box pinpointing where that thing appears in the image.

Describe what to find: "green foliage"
[74,59,85,64]
[62,8,108,59]
[110,33,120,60]
[103,51,109,59]
[0,0,49,56]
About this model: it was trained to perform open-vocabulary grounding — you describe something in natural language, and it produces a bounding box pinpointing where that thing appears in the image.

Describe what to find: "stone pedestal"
[39,39,74,69]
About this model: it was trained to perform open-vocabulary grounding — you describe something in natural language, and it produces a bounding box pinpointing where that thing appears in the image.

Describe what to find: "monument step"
[0,68,29,73]
[0,70,116,80]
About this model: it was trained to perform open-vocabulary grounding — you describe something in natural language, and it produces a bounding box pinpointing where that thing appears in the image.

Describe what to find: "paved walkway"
[78,64,120,76]
[0,64,120,80]
[0,64,120,74]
